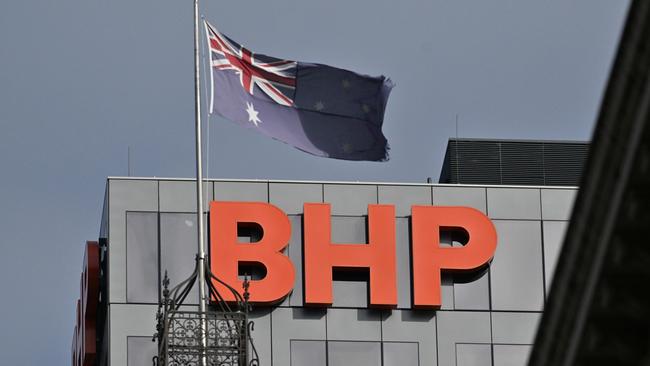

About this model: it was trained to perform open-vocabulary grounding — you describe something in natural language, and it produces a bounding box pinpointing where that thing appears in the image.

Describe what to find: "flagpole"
[193,0,209,364]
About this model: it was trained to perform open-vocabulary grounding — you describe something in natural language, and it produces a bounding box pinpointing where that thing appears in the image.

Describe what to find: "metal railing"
[153,258,259,366]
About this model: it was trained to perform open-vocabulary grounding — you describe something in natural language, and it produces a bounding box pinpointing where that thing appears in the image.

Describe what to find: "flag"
[204,21,394,161]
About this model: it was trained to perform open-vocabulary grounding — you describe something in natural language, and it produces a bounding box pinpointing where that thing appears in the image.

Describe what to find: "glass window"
[328,341,381,366]
[160,213,199,304]
[290,340,326,366]
[126,212,158,303]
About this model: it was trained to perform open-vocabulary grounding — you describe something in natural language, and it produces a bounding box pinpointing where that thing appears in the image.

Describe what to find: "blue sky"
[0,0,629,364]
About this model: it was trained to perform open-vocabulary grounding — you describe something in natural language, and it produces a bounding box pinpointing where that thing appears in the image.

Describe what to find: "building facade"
[73,177,576,366]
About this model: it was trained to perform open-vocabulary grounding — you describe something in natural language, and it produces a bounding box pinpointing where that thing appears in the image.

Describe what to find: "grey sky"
[0,0,629,364]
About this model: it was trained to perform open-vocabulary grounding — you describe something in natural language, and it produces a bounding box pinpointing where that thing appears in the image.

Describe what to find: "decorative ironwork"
[153,257,260,366]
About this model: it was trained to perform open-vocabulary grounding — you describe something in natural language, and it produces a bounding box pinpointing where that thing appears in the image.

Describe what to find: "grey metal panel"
[486,188,541,220]
[493,345,532,366]
[331,216,366,243]
[100,189,109,239]
[491,312,541,345]
[383,342,419,366]
[456,344,492,366]
[332,281,368,308]
[396,218,412,309]
[269,183,322,214]
[330,217,369,307]
[453,270,490,310]
[441,275,455,310]
[109,179,158,303]
[443,230,490,310]
[110,179,159,210]
[159,180,213,212]
[438,233,456,310]
[490,221,544,311]
[127,336,157,366]
[378,185,432,216]
[542,221,568,295]
[271,307,327,366]
[540,189,577,220]
[327,309,381,341]
[109,304,158,366]
[213,181,268,202]
[248,309,272,365]
[382,310,437,366]
[328,341,381,366]
[382,310,436,340]
[436,311,492,366]
[287,215,304,306]
[323,184,377,215]
[432,186,487,214]
[290,340,326,366]
[160,213,199,305]
[126,212,158,304]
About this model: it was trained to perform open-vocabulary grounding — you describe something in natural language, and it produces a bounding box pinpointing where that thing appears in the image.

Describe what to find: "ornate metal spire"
[153,258,259,366]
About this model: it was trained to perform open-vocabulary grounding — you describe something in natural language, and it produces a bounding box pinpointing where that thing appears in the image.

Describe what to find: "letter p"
[411,206,497,308]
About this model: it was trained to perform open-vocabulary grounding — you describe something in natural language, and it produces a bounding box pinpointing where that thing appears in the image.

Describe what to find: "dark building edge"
[528,1,650,365]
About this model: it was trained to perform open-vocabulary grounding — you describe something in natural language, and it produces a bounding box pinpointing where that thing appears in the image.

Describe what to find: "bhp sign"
[210,202,497,309]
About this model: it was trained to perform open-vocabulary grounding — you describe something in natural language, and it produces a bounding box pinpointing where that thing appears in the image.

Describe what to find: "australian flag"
[204,21,393,161]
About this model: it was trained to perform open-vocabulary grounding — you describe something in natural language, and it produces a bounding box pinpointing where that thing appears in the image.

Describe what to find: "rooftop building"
[439,138,588,186]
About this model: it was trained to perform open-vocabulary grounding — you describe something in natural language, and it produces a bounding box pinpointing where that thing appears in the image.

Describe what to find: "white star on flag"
[245,102,262,127]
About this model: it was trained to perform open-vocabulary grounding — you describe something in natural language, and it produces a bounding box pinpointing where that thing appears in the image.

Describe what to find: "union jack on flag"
[202,20,393,162]
[205,21,297,108]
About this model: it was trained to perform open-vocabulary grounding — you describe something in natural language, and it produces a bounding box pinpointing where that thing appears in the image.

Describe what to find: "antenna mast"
[455,114,460,184]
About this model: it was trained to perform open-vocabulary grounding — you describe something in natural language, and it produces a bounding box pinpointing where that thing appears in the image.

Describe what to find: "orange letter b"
[210,201,295,304]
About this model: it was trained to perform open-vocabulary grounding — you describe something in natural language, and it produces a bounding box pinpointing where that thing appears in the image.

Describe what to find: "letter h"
[303,203,397,307]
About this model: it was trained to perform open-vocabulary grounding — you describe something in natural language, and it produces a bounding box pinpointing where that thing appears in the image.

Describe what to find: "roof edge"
[106,176,578,190]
